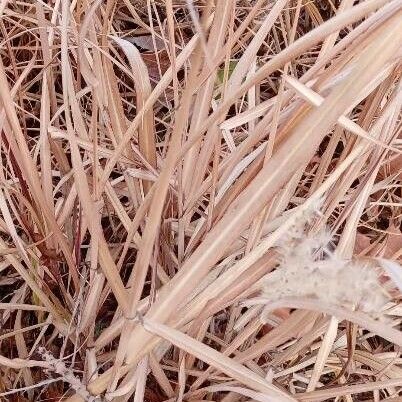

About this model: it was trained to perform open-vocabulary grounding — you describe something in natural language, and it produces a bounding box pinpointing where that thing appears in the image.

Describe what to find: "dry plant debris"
[0,0,401,401]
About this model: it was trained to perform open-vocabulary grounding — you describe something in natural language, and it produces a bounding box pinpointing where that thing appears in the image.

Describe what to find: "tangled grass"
[0,0,401,401]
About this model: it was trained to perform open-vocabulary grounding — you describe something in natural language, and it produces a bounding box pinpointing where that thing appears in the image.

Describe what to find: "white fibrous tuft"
[263,222,388,316]
[39,348,98,401]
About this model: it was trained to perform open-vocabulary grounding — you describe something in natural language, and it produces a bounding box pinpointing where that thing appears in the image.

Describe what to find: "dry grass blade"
[112,36,157,171]
[142,317,296,402]
[123,6,402,367]
[249,297,402,347]
[0,1,401,402]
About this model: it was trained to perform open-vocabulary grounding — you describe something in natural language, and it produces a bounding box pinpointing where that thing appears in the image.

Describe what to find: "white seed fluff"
[263,226,387,316]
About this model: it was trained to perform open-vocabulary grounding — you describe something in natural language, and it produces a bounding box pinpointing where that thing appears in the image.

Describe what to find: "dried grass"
[0,1,401,401]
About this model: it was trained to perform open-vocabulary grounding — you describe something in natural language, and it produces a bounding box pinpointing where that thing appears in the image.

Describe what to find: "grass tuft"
[0,1,401,401]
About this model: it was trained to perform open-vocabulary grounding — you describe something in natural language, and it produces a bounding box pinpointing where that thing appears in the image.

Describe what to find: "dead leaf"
[142,50,171,80]
[354,233,372,254]
[389,153,402,179]
[125,35,165,52]
[383,223,402,259]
